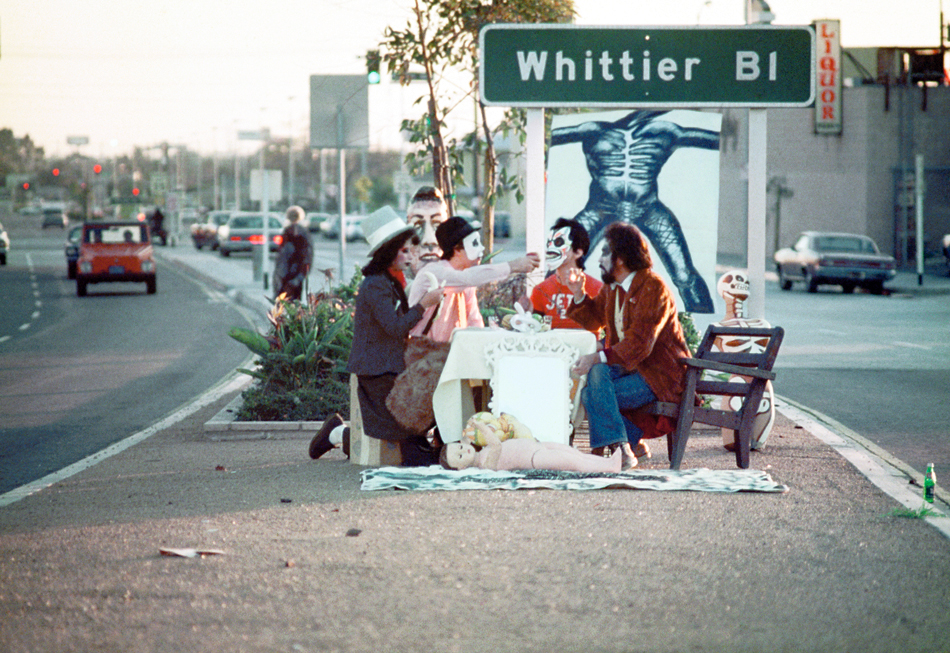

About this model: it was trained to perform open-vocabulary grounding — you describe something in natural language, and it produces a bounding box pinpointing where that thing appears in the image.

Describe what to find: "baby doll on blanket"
[441,412,622,473]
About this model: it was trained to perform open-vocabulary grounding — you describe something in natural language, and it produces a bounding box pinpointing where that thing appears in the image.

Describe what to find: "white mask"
[545,226,573,271]
[462,231,484,261]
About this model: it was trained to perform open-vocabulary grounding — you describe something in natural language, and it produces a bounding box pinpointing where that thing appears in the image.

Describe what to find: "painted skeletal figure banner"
[546,109,722,314]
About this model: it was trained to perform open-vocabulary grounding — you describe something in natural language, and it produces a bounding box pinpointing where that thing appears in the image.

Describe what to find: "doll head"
[439,440,478,470]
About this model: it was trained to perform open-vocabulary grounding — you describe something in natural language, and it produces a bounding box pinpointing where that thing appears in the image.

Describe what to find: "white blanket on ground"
[360,466,789,493]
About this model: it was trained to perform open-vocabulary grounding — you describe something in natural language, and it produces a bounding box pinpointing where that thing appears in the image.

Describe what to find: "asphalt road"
[0,215,256,494]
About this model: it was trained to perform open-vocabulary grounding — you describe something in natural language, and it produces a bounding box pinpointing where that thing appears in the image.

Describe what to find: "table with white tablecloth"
[432,328,597,444]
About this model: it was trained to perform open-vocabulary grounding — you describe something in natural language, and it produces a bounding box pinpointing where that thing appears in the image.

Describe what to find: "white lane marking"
[0,372,252,508]
[893,341,931,350]
[18,324,30,331]
[0,336,10,343]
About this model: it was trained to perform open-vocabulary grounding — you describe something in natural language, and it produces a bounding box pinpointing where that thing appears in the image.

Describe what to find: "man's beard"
[600,264,616,285]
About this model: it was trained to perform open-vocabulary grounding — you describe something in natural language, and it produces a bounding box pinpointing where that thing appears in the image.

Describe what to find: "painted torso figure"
[551,110,719,313]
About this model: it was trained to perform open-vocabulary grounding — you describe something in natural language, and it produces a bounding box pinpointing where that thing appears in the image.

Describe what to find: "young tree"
[380,0,574,250]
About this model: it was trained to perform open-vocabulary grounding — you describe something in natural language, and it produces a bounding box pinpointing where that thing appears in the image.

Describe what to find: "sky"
[0,0,945,158]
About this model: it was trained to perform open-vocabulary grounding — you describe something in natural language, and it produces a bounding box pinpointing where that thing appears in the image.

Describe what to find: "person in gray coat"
[309,207,443,465]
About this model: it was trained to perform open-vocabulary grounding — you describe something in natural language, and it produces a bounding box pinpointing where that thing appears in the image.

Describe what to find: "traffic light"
[132,188,140,197]
[52,168,60,177]
[93,164,102,175]
[366,49,381,84]
[22,182,29,190]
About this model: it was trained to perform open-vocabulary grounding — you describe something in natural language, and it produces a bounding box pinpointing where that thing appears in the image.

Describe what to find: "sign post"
[480,24,815,318]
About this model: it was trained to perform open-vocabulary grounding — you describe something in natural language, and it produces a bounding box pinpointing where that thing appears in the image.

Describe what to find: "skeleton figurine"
[711,271,775,451]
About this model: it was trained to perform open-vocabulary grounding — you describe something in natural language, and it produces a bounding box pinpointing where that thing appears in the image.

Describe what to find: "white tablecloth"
[432,328,597,443]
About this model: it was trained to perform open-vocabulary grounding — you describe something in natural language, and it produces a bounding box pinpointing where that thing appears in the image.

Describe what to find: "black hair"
[551,217,592,266]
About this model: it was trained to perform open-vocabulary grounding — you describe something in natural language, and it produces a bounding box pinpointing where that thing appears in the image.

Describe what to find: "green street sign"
[479,24,815,108]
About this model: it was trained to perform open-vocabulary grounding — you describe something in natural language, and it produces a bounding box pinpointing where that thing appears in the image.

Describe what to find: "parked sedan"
[775,231,896,294]
[217,212,284,257]
[191,210,231,250]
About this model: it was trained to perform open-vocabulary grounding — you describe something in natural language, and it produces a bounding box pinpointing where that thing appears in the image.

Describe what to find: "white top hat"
[364,206,415,256]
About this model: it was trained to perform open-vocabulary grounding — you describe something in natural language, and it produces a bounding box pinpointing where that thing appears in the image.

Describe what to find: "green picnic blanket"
[360,466,789,493]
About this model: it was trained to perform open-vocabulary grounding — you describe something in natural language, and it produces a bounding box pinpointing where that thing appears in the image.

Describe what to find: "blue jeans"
[581,363,657,449]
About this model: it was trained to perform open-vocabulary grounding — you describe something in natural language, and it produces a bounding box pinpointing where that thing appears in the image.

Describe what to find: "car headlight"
[79,262,92,273]
[142,260,155,272]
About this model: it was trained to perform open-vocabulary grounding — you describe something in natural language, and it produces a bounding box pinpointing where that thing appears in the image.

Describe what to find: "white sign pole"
[525,108,546,293]
[747,108,768,320]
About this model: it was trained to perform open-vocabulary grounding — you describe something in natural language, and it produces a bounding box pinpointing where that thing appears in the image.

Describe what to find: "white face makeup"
[391,244,416,273]
[462,231,484,262]
[545,225,573,271]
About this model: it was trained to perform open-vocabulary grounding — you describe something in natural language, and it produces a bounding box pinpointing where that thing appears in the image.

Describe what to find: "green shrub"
[229,270,362,421]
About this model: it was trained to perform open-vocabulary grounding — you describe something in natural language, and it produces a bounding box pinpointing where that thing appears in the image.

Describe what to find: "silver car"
[217,212,284,257]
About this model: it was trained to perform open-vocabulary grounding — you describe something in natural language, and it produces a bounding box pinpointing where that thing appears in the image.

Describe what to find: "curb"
[776,397,950,540]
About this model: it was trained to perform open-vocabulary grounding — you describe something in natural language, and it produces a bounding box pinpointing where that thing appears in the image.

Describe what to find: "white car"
[320,214,365,241]
[0,221,9,265]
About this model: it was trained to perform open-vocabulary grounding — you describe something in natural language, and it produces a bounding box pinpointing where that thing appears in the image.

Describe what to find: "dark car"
[774,231,896,294]
[191,210,231,250]
[942,234,950,275]
[64,224,83,278]
[76,221,156,296]
[41,206,68,229]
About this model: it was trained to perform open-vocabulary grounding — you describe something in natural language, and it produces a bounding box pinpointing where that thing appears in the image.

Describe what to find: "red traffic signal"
[52,168,60,176]
[132,188,140,196]
[93,164,102,174]
[22,182,30,190]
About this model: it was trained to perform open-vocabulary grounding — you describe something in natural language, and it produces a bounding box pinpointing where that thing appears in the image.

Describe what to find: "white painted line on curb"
[777,398,950,540]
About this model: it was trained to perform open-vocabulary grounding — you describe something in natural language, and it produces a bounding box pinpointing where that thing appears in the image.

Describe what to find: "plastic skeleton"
[711,270,775,450]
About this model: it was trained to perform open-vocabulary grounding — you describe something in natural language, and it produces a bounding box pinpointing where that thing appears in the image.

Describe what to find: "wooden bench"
[640,325,784,470]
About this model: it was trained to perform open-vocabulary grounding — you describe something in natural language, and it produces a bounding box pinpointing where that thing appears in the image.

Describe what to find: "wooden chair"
[641,325,784,470]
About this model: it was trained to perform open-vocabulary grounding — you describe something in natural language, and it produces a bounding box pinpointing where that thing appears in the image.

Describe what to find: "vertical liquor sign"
[814,19,842,134]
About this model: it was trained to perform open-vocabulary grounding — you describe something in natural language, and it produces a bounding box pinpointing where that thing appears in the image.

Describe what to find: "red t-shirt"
[531,271,603,331]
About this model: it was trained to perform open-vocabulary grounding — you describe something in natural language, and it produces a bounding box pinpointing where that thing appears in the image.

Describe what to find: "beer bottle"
[923,463,936,504]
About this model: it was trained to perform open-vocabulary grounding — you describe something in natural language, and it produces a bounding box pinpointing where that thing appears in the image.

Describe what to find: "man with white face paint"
[407,216,540,343]
[531,218,603,331]
[406,186,448,275]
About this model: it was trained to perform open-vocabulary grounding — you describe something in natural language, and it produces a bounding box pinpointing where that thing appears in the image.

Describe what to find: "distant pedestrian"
[273,206,313,301]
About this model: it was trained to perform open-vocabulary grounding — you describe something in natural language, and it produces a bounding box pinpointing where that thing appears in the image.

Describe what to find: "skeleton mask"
[717,271,750,300]
[545,226,573,271]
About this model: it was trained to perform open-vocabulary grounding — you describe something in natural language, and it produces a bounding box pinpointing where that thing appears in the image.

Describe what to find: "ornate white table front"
[432,328,597,444]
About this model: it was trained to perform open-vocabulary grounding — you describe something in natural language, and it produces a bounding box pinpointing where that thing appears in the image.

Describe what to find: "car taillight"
[231,235,244,242]
[274,235,283,245]
[248,235,264,244]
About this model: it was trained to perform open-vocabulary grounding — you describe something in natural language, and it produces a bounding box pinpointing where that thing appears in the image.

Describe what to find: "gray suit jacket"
[346,273,425,376]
